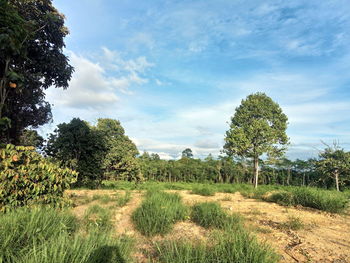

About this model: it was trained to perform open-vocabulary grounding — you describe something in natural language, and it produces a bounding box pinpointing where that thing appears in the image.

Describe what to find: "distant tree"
[182,148,193,158]
[317,143,350,191]
[150,153,160,161]
[45,118,104,186]
[18,129,44,150]
[96,118,142,182]
[224,93,289,188]
[0,0,73,144]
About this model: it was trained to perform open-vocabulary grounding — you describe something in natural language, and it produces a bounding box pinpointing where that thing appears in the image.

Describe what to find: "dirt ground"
[66,189,350,263]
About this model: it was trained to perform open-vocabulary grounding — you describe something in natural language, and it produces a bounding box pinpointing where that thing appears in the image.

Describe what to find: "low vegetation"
[131,191,188,236]
[191,202,240,229]
[0,145,77,212]
[84,205,113,231]
[0,207,133,263]
[191,186,216,196]
[115,191,132,207]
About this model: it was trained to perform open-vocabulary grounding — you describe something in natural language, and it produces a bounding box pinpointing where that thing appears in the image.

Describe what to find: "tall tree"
[317,143,350,191]
[182,148,193,158]
[96,118,142,182]
[45,118,104,186]
[0,0,73,144]
[224,92,289,188]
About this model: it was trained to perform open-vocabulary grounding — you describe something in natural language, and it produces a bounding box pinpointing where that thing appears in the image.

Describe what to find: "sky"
[42,0,350,160]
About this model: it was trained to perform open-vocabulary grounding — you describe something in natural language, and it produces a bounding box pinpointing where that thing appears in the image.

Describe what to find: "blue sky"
[43,0,350,160]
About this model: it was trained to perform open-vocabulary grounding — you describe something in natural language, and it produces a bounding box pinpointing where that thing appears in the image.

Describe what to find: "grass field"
[1,182,349,262]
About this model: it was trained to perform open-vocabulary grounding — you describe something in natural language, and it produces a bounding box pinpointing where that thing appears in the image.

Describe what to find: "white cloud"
[47,49,153,109]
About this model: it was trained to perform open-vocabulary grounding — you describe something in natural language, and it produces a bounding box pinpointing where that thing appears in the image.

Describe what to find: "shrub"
[132,191,188,236]
[191,186,216,196]
[191,202,240,229]
[0,144,77,211]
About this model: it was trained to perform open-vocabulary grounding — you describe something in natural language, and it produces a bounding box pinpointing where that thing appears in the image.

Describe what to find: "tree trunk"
[254,156,259,188]
[334,170,340,191]
[287,168,290,185]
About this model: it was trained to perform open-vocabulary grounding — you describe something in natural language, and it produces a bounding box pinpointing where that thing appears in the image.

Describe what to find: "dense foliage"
[138,151,350,190]
[0,144,77,211]
[0,0,73,144]
[46,118,142,186]
[224,93,289,188]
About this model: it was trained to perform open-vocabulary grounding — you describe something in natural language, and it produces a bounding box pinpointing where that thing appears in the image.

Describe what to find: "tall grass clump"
[20,233,133,263]
[153,229,278,263]
[0,207,77,262]
[0,207,133,263]
[83,205,113,231]
[191,202,240,229]
[115,191,132,207]
[132,191,188,236]
[249,186,348,213]
[191,186,216,196]
[291,187,348,213]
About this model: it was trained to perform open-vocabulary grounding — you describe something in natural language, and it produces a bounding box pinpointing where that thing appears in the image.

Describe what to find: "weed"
[280,216,304,231]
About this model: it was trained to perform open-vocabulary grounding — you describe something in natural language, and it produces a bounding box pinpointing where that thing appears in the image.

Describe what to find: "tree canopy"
[224,92,289,188]
[0,0,73,144]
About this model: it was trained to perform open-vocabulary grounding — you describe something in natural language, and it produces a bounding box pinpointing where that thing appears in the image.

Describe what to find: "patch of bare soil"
[66,189,350,263]
[177,190,350,263]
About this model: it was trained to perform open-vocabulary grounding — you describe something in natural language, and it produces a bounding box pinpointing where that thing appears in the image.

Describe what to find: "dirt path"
[67,189,350,263]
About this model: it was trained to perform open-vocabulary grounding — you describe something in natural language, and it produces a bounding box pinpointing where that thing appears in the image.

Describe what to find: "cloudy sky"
[43,0,350,160]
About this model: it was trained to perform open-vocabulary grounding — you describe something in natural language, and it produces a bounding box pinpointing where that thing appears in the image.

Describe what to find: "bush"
[132,191,188,236]
[0,144,77,211]
[191,186,216,196]
[191,202,240,229]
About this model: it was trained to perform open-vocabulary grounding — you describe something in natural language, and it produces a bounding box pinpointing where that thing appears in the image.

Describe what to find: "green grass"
[132,190,188,236]
[153,229,278,263]
[191,186,216,196]
[0,207,133,263]
[84,205,113,231]
[115,191,132,207]
[99,181,349,213]
[263,187,349,213]
[191,202,240,229]
[92,194,114,204]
